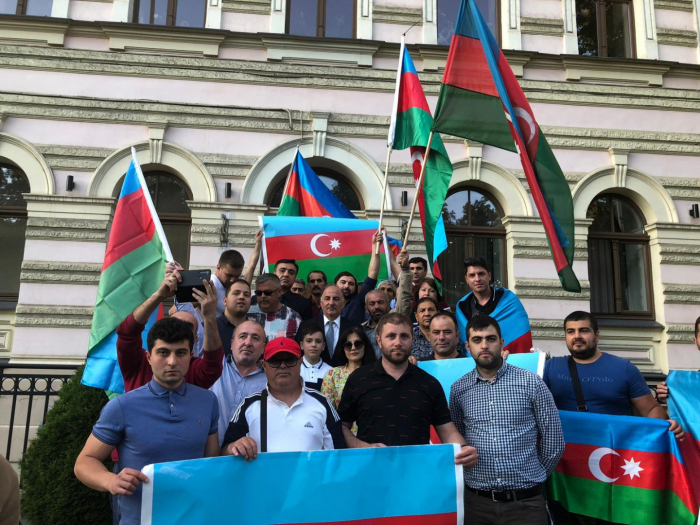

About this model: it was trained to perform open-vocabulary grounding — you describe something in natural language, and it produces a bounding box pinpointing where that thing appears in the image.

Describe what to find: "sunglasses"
[255,288,279,297]
[343,341,365,351]
[266,357,299,368]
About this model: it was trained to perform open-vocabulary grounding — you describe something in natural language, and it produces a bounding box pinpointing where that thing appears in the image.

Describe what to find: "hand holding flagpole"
[402,132,434,247]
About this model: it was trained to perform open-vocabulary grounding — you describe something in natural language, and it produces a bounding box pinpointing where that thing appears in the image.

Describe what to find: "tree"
[20,366,112,524]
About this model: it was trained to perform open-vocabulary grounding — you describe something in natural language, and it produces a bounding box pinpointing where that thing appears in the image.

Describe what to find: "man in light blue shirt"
[210,320,267,445]
[75,317,220,525]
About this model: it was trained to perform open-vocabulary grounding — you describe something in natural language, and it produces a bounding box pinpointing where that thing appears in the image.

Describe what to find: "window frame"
[579,0,636,58]
[0,163,30,303]
[285,0,357,38]
[132,0,207,27]
[267,169,364,211]
[4,0,51,15]
[437,0,500,47]
[587,194,654,319]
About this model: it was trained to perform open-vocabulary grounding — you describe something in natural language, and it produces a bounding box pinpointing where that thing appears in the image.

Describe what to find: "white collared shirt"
[300,357,333,389]
[323,315,339,355]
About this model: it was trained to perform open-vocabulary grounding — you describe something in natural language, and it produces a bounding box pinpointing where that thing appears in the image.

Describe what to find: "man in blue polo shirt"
[74,317,220,525]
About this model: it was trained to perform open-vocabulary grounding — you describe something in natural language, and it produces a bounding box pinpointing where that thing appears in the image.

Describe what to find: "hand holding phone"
[175,269,212,303]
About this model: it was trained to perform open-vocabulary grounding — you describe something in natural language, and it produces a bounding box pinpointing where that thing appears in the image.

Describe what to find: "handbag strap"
[260,389,268,453]
[567,356,588,412]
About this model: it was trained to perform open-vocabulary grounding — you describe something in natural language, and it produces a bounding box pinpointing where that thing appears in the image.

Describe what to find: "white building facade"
[1,0,699,378]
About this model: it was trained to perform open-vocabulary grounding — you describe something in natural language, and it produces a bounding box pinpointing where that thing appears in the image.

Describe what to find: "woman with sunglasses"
[321,327,376,413]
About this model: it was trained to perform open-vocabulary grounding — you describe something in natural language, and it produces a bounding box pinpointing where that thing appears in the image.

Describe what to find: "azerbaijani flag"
[261,216,390,282]
[82,149,171,393]
[388,37,453,291]
[666,371,700,506]
[455,289,532,353]
[432,0,580,293]
[548,411,698,525]
[141,445,464,524]
[277,149,403,257]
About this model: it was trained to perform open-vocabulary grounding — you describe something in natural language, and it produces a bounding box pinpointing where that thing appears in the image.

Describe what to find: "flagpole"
[131,147,174,263]
[375,147,393,255]
[402,131,434,248]
[280,145,299,205]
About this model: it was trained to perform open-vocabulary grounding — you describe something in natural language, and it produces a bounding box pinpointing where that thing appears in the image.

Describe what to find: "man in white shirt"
[221,337,345,458]
[298,323,333,391]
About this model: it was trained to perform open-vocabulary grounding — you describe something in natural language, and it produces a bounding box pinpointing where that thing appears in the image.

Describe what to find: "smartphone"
[175,269,212,303]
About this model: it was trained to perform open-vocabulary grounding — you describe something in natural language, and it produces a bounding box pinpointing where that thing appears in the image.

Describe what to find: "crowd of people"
[71,231,695,525]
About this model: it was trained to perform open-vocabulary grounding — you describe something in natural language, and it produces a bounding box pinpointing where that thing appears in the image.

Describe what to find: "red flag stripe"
[442,35,499,98]
[102,189,155,271]
[398,72,432,114]
[265,230,383,262]
[290,513,457,525]
[284,171,335,217]
[503,330,533,354]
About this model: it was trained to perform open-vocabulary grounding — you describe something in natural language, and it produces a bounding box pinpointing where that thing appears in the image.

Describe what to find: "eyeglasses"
[343,341,365,351]
[266,357,299,368]
[255,288,279,297]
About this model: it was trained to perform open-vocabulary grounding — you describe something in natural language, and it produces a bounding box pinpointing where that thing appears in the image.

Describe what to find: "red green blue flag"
[432,0,580,292]
[82,150,171,393]
[388,37,452,291]
[261,216,390,281]
[277,149,403,256]
[548,410,698,524]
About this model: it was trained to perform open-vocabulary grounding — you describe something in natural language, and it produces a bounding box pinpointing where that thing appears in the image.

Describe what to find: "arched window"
[133,0,207,27]
[0,163,30,302]
[0,0,52,16]
[437,0,498,46]
[145,172,192,268]
[586,194,652,317]
[437,187,506,307]
[268,167,363,211]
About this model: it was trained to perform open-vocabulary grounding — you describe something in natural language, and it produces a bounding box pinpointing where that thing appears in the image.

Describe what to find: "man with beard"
[451,315,564,525]
[544,311,683,438]
[273,260,313,320]
[217,279,265,356]
[425,312,465,360]
[307,270,328,317]
[210,320,267,446]
[337,312,479,471]
[212,250,246,316]
[249,274,302,341]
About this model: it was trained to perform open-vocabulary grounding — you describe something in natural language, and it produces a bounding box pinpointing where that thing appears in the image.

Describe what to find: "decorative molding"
[608,148,629,188]
[103,24,227,57]
[0,17,69,46]
[0,132,55,194]
[37,145,113,171]
[311,112,330,157]
[656,28,698,47]
[25,217,109,242]
[372,6,422,25]
[658,244,700,264]
[14,305,94,328]
[520,17,564,36]
[222,0,270,13]
[262,37,379,67]
[149,124,167,164]
[663,284,700,303]
[562,0,578,53]
[512,238,589,260]
[21,261,102,284]
[654,0,694,10]
[666,324,696,343]
[514,278,590,299]
[465,141,482,180]
[562,57,667,86]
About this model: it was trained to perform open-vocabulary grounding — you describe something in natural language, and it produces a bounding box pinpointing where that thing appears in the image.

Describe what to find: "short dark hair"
[334,271,356,285]
[376,312,412,336]
[337,326,377,367]
[408,257,428,270]
[297,323,325,343]
[218,249,244,269]
[274,259,299,274]
[466,315,502,339]
[564,311,599,333]
[414,276,443,304]
[695,315,700,338]
[416,297,438,311]
[464,257,491,275]
[147,317,195,352]
[307,270,327,283]
[225,278,251,296]
[430,311,458,331]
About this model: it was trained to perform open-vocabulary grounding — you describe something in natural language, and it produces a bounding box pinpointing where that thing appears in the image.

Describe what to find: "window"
[133,0,207,28]
[437,0,497,46]
[0,164,30,302]
[577,0,634,57]
[0,0,52,16]
[586,194,652,317]
[287,0,355,38]
[269,167,363,211]
[437,188,506,307]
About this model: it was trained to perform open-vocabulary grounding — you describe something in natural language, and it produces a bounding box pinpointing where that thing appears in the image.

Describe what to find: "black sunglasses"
[343,341,365,351]
[266,357,299,368]
[255,288,279,297]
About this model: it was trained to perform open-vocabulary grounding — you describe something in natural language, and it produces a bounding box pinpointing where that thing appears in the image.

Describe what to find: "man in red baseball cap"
[221,337,345,458]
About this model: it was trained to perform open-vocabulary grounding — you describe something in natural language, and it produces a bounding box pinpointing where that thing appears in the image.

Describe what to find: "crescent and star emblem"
[588,448,644,483]
[310,234,341,258]
[504,106,537,146]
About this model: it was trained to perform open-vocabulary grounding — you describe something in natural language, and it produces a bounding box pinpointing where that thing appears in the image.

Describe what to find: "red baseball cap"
[264,337,301,360]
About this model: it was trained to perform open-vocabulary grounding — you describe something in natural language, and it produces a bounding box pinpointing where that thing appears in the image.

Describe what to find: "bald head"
[170,311,198,342]
[321,285,345,321]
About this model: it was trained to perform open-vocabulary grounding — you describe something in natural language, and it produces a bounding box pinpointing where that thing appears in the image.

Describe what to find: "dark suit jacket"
[295,314,360,366]
[281,290,313,321]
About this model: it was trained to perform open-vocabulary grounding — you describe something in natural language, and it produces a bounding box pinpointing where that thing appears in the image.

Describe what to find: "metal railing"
[0,362,79,461]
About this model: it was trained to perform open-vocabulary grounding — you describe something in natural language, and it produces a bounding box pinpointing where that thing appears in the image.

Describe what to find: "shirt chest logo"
[304,421,314,428]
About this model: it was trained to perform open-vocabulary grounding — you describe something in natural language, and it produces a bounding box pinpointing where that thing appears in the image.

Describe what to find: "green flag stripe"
[89,233,166,350]
[393,107,450,157]
[268,253,388,284]
[432,85,515,153]
[548,472,696,525]
[278,194,301,216]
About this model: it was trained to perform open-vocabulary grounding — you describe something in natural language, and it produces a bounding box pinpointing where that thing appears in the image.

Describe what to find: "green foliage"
[19,365,112,525]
